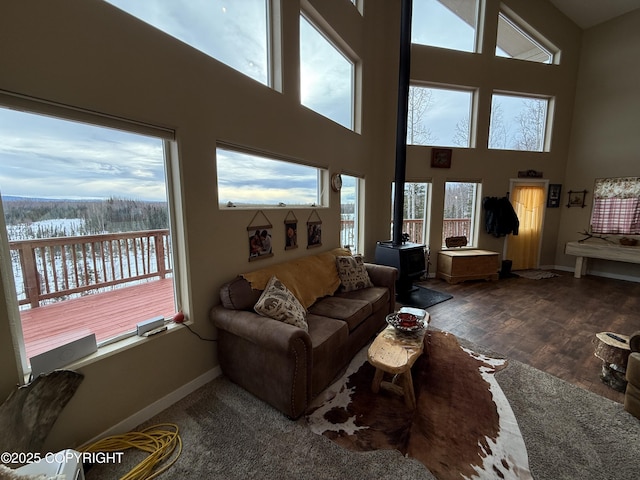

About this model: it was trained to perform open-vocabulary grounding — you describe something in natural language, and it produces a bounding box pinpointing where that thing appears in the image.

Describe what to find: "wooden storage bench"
[437,249,500,284]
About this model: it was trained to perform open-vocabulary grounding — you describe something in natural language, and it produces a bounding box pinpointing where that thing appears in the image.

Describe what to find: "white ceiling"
[548,0,640,29]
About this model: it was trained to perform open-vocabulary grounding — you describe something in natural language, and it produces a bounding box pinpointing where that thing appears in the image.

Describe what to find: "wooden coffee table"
[367,313,430,408]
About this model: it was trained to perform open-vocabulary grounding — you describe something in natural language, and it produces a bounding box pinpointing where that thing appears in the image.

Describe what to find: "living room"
[1,0,639,466]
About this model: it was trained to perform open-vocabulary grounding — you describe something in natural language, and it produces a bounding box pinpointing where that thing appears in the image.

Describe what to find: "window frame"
[104,0,276,89]
[489,91,553,152]
[411,0,481,54]
[340,174,364,254]
[495,7,560,65]
[216,143,329,209]
[391,182,432,247]
[407,83,475,148]
[299,11,357,131]
[0,92,182,379]
[442,180,482,248]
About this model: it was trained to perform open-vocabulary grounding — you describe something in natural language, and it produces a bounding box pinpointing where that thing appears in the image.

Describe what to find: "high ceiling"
[548,0,640,29]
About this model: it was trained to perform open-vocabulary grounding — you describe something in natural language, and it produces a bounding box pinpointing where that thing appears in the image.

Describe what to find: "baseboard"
[83,366,221,445]
[578,269,640,283]
[549,264,640,283]
[538,264,558,271]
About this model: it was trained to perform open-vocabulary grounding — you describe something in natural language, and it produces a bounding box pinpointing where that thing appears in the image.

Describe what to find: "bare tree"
[453,102,511,148]
[407,86,437,145]
[404,182,426,220]
[444,182,475,219]
[488,101,512,149]
[514,98,546,151]
[452,116,470,147]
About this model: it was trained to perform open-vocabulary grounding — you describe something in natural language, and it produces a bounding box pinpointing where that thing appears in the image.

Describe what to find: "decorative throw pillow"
[336,255,374,292]
[254,276,308,331]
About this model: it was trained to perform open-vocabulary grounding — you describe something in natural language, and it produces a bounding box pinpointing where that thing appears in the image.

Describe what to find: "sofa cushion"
[308,296,372,331]
[254,276,308,331]
[307,314,349,360]
[335,286,390,314]
[336,255,374,292]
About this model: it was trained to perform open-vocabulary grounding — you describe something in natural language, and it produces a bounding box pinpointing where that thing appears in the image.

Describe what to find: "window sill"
[25,321,182,382]
[219,204,328,210]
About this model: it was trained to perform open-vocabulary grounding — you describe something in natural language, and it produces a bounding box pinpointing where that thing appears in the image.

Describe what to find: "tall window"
[496,10,558,64]
[591,177,640,235]
[105,0,271,86]
[443,181,481,247]
[412,0,479,53]
[408,85,473,148]
[391,182,432,245]
[0,106,177,369]
[300,14,355,130]
[340,175,363,253]
[217,145,326,208]
[489,93,550,152]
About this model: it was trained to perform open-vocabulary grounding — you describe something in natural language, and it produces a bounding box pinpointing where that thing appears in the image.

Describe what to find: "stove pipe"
[392,0,413,246]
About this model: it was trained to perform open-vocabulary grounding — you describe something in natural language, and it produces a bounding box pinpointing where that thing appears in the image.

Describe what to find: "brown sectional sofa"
[209,250,398,419]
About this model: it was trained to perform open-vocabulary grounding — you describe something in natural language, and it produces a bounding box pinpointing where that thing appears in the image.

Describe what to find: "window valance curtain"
[590,177,640,235]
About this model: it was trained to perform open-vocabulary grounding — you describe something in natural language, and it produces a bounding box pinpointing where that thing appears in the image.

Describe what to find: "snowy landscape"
[3,197,170,307]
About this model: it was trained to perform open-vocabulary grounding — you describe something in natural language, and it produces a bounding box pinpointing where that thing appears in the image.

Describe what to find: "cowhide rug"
[306,330,532,480]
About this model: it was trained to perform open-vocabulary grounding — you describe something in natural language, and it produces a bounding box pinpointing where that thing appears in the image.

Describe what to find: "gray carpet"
[496,361,639,480]
[85,349,640,480]
[84,378,433,480]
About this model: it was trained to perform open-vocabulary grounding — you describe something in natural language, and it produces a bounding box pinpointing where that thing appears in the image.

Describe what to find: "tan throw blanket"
[241,249,350,308]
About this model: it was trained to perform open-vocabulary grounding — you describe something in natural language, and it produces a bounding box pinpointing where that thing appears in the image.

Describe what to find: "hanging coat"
[483,196,519,237]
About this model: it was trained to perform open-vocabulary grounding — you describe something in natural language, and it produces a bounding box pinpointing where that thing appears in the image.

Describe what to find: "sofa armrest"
[210,305,311,352]
[365,263,397,313]
[210,305,312,418]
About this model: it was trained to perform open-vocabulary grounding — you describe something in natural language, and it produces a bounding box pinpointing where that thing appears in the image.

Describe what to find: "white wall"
[556,9,640,278]
[407,0,581,263]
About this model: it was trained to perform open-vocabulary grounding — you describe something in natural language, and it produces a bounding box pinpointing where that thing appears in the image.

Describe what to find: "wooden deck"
[20,278,176,360]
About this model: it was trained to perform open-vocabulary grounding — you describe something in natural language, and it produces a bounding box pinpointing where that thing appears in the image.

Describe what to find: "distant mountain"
[1,195,79,202]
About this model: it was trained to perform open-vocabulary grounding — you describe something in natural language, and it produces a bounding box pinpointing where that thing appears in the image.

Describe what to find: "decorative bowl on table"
[620,237,638,246]
[386,312,425,332]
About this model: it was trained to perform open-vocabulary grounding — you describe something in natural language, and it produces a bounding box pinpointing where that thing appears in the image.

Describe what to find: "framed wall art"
[431,148,452,168]
[306,210,322,249]
[247,211,273,261]
[547,184,562,208]
[284,210,298,250]
[567,189,587,208]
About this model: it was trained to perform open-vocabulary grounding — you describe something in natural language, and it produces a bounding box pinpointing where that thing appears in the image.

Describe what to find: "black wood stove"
[375,241,426,297]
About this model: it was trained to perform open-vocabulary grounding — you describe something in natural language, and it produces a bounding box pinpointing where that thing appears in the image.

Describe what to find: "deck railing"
[442,218,472,240]
[9,229,172,308]
[340,218,472,247]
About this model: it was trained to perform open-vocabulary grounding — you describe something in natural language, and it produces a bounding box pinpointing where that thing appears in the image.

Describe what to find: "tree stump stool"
[593,332,630,392]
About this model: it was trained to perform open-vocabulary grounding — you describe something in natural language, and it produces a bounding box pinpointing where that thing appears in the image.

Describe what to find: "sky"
[0,108,167,201]
[0,0,529,205]
[0,0,329,205]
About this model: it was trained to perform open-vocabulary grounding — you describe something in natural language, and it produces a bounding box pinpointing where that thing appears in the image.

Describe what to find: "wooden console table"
[436,249,500,284]
[565,241,640,278]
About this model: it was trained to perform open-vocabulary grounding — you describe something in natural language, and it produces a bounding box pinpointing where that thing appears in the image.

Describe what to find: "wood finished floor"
[411,271,640,403]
